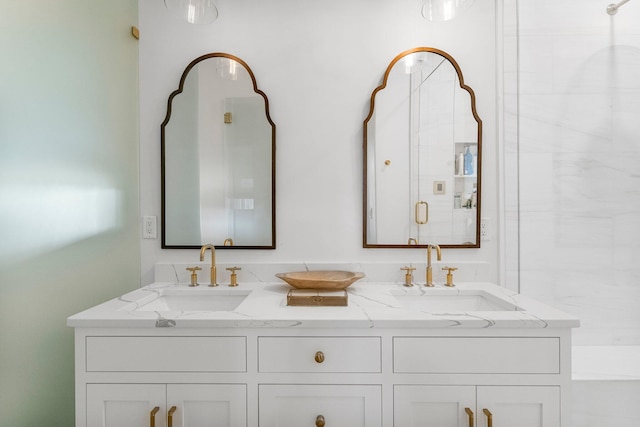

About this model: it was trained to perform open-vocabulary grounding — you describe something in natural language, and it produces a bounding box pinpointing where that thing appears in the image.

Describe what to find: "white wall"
[139,0,500,285]
[506,0,640,345]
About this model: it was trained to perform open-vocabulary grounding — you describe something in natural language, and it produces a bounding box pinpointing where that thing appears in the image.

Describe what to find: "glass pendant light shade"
[421,0,475,22]
[165,0,218,25]
[216,58,238,81]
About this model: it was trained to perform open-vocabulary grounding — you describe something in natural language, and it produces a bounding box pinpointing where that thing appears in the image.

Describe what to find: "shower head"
[607,0,631,15]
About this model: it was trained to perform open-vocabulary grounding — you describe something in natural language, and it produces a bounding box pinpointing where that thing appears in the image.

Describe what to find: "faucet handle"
[226,266,241,287]
[441,266,457,287]
[400,266,416,287]
[186,266,202,287]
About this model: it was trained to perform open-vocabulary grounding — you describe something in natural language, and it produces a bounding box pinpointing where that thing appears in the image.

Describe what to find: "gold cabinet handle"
[316,414,326,427]
[465,407,474,427]
[168,406,177,427]
[150,407,160,427]
[314,351,325,363]
[483,408,493,427]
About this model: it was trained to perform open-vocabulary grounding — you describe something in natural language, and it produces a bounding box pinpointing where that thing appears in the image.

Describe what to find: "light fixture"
[421,0,475,22]
[404,55,415,74]
[165,0,218,25]
[216,58,238,81]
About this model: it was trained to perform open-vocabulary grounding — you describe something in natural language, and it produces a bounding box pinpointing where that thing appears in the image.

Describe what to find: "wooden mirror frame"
[161,53,276,249]
[363,47,482,248]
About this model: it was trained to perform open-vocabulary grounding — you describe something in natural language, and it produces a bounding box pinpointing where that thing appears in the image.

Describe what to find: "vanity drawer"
[393,337,559,374]
[86,336,246,372]
[258,336,381,373]
[259,384,382,427]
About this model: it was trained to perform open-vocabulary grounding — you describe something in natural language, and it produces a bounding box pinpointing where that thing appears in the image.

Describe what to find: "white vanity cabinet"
[75,333,249,427]
[74,329,571,427]
[392,336,565,426]
[70,282,578,427]
[87,383,246,427]
[394,385,560,427]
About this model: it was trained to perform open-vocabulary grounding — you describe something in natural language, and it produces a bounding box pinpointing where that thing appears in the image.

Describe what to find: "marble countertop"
[67,282,580,329]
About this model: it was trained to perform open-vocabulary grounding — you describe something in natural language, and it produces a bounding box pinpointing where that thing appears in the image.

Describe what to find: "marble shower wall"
[512,0,640,345]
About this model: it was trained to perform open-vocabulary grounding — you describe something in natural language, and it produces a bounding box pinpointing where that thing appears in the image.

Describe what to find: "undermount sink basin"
[132,289,250,312]
[276,270,365,290]
[391,290,521,312]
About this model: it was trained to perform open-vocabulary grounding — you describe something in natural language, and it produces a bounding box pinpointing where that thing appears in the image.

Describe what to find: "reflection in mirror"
[162,53,276,249]
[363,47,482,248]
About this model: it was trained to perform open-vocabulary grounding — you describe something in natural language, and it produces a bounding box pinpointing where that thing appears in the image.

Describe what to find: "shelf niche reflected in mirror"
[162,53,276,249]
[363,47,482,248]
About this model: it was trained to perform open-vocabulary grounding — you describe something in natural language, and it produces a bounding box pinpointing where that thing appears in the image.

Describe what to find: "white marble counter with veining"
[67,281,580,329]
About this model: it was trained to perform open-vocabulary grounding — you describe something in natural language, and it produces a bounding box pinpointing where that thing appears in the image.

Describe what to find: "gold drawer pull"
[168,406,177,427]
[150,406,160,427]
[316,414,325,426]
[314,351,325,363]
[465,407,474,427]
[483,408,493,427]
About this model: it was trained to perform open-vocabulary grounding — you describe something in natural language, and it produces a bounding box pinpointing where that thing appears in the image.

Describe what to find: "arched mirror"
[162,53,276,249]
[364,47,482,248]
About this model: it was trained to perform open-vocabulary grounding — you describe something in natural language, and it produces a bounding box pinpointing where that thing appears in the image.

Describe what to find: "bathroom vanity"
[68,280,578,427]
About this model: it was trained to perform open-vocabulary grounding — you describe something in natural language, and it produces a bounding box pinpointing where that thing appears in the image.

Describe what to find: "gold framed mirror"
[161,53,276,249]
[363,47,482,248]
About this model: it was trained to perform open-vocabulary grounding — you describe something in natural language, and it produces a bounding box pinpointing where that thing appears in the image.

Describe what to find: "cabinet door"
[166,384,246,427]
[259,384,381,427]
[477,386,560,427]
[87,384,166,427]
[394,385,476,427]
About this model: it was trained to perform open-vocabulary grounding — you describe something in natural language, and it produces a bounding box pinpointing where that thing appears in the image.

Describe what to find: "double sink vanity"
[68,266,579,427]
[70,46,578,426]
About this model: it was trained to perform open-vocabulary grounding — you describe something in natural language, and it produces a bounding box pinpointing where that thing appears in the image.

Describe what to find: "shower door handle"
[415,201,428,224]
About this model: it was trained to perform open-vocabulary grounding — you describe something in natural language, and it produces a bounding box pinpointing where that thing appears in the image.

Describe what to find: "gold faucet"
[199,244,218,287]
[425,244,441,287]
